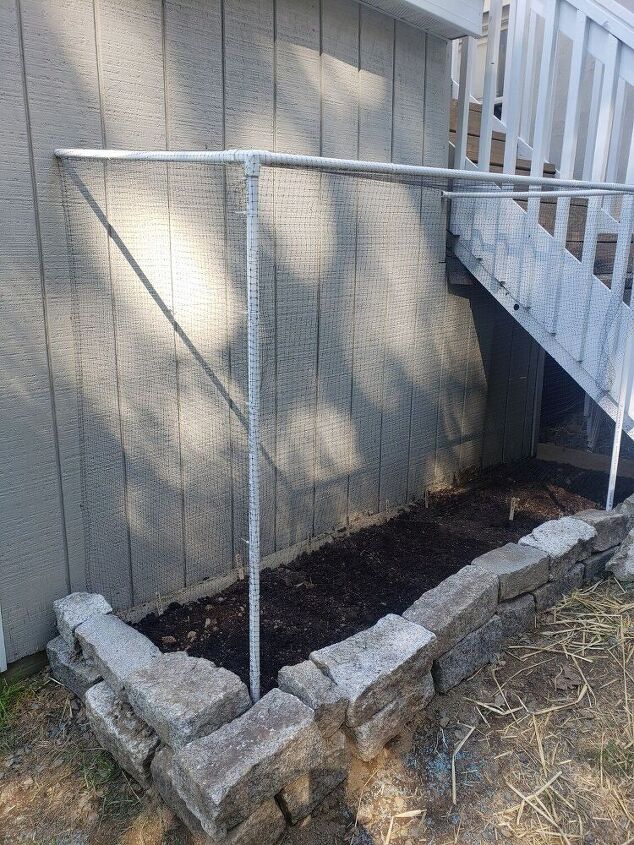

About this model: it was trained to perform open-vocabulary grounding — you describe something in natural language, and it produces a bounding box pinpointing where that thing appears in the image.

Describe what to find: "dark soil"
[135,459,634,693]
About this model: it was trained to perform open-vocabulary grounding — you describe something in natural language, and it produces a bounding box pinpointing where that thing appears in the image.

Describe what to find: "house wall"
[0,0,539,665]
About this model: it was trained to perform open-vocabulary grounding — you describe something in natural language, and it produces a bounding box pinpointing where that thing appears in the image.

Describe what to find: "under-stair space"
[448,0,634,457]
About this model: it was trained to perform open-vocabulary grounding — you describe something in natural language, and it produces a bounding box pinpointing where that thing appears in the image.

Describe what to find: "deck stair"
[449,0,634,442]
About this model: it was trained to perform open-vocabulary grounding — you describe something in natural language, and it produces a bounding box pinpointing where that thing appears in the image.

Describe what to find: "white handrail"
[54,147,634,193]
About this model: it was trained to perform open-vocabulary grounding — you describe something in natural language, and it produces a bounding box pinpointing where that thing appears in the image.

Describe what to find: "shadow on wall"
[3,1,520,665]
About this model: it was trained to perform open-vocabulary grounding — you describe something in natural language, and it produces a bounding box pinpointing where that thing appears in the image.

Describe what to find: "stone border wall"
[47,497,634,845]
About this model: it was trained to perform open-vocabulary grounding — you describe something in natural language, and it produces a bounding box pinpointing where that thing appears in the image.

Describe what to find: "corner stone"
[533,563,584,611]
[617,493,634,530]
[85,681,159,787]
[574,509,627,552]
[46,635,101,699]
[125,653,251,749]
[347,672,435,762]
[172,688,324,833]
[277,730,350,824]
[497,594,535,639]
[432,616,503,694]
[606,528,634,585]
[53,592,112,648]
[151,747,287,845]
[471,543,549,600]
[310,614,436,728]
[520,517,596,579]
[402,566,498,657]
[76,614,161,693]
[278,660,347,738]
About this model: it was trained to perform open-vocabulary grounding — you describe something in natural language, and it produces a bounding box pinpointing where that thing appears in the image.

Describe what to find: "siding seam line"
[14,0,72,594]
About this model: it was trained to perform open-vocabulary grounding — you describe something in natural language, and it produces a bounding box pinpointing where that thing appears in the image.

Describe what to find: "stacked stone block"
[46,504,628,844]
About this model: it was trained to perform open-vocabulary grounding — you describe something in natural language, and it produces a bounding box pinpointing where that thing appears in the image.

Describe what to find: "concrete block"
[84,682,159,787]
[347,672,435,762]
[53,592,112,648]
[172,689,324,833]
[533,563,584,611]
[278,660,347,738]
[471,543,549,600]
[46,635,101,699]
[125,653,251,749]
[574,509,627,552]
[607,528,634,585]
[76,614,161,693]
[584,549,616,583]
[432,616,503,694]
[520,517,596,579]
[277,731,350,823]
[310,614,436,728]
[497,594,535,639]
[402,566,498,656]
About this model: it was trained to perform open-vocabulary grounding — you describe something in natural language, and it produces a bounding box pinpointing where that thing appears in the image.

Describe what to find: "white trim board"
[358,0,483,39]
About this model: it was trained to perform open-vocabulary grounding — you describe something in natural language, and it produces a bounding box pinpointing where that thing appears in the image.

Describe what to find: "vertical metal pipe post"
[245,154,261,701]
[607,316,634,511]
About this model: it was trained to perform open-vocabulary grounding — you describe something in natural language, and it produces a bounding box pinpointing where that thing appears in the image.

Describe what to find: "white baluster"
[455,37,475,172]
[502,0,528,174]
[478,0,503,171]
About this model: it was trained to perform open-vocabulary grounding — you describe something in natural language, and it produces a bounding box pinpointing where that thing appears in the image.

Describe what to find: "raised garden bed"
[135,459,634,692]
[45,459,634,845]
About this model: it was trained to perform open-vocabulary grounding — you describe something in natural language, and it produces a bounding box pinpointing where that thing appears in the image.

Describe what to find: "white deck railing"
[451,0,634,508]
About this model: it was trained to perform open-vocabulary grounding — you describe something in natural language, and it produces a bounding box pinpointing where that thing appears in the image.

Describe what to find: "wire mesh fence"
[58,151,634,697]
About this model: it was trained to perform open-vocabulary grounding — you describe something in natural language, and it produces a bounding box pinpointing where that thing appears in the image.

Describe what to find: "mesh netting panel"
[59,158,630,610]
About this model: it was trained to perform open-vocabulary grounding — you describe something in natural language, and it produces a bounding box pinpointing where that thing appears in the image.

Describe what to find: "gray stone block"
[432,616,503,694]
[152,747,287,845]
[347,672,435,762]
[402,566,498,656]
[53,592,112,648]
[471,543,549,600]
[533,563,584,611]
[277,730,349,823]
[278,660,348,738]
[47,635,101,699]
[574,509,627,552]
[607,528,634,585]
[172,689,324,833]
[125,653,251,749]
[84,681,159,787]
[152,746,205,835]
[584,549,616,583]
[76,614,161,693]
[497,594,535,639]
[617,494,634,530]
[310,614,436,728]
[520,517,596,579]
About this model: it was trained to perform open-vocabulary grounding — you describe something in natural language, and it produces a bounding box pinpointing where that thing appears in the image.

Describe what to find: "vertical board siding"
[378,22,426,511]
[0,0,70,661]
[163,0,233,586]
[96,0,184,603]
[2,0,541,662]
[348,6,394,520]
[313,0,360,536]
[272,0,321,550]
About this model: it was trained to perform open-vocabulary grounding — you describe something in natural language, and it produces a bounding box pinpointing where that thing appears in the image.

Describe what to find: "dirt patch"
[135,459,634,692]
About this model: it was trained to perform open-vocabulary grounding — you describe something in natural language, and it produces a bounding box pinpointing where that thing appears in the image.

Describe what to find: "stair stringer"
[450,194,634,441]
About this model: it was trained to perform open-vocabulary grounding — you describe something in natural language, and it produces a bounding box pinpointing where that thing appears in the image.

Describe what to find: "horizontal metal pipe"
[53,147,634,194]
[442,188,626,199]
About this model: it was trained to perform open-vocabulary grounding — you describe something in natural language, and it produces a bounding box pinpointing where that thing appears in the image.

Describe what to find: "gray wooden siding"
[0,0,539,664]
